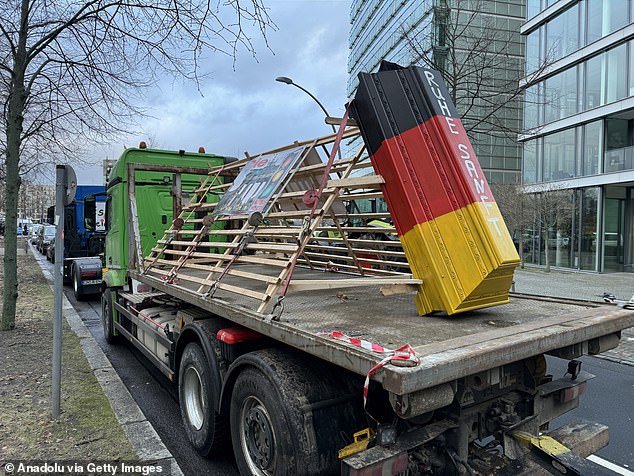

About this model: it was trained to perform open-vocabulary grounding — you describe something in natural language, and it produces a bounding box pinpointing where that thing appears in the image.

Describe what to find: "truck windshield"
[44,226,55,238]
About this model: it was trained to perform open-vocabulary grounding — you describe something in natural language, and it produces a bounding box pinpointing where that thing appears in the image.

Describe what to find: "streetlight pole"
[275,76,337,135]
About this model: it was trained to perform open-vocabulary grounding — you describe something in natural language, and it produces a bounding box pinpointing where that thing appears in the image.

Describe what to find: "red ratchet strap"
[323,331,420,423]
[278,104,352,298]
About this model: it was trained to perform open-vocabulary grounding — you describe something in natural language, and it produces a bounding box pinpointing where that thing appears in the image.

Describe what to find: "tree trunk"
[1,99,24,330]
[544,226,551,273]
[1,0,28,331]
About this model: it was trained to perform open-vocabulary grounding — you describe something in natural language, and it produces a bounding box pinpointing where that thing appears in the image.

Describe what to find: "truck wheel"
[179,342,226,456]
[72,265,84,301]
[230,368,297,476]
[101,288,119,344]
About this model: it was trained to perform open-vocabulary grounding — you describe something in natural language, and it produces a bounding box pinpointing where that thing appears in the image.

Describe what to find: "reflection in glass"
[543,129,575,181]
[604,196,625,271]
[523,139,538,184]
[580,188,599,271]
[583,120,602,176]
[524,85,540,129]
[587,0,628,44]
[526,28,541,74]
[585,53,604,110]
[606,44,627,103]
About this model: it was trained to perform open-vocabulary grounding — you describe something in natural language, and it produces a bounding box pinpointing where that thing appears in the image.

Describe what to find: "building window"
[542,190,575,269]
[606,43,627,104]
[582,120,602,176]
[544,66,577,123]
[523,139,539,184]
[527,0,541,20]
[543,129,575,181]
[546,4,579,60]
[584,53,604,110]
[586,0,629,45]
[603,186,626,271]
[605,118,633,172]
[579,187,599,271]
[524,84,540,129]
[630,40,634,96]
[526,27,541,74]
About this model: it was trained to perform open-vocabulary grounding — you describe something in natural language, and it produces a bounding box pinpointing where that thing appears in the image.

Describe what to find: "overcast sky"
[73,0,351,184]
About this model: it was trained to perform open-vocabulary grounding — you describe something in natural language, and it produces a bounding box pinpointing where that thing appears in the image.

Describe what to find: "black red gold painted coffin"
[350,62,519,315]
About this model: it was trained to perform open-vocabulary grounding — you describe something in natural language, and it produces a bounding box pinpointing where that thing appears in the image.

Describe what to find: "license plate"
[81,279,101,285]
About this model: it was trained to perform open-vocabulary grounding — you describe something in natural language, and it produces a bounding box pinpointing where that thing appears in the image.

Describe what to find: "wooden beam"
[286,278,422,292]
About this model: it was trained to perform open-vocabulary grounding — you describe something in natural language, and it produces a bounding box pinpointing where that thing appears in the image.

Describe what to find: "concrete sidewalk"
[513,266,634,366]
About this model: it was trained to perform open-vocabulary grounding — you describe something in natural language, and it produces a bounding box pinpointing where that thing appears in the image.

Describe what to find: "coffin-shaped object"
[350,62,519,315]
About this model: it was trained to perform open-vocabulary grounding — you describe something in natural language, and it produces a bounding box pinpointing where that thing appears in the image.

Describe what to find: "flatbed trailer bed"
[134,264,634,395]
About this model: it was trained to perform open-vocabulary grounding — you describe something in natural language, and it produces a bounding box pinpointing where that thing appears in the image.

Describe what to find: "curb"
[32,246,183,476]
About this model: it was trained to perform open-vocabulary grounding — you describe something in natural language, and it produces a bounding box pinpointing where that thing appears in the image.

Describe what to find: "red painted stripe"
[369,116,494,236]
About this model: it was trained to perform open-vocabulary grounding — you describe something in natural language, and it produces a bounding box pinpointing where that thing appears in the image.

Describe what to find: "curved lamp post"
[275,76,337,134]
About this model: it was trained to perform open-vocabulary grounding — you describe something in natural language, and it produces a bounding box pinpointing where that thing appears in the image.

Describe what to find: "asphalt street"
[547,355,634,470]
[33,247,634,475]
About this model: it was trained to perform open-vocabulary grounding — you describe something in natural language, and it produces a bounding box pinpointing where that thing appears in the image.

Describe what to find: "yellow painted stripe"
[401,201,519,315]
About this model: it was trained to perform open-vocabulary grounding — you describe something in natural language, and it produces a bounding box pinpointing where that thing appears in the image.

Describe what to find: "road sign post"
[52,164,76,418]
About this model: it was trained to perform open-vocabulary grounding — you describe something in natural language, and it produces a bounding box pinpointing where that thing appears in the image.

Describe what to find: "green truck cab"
[101,145,227,339]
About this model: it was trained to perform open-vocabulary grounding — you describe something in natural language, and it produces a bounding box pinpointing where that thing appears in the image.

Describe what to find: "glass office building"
[521,0,634,271]
[348,0,526,184]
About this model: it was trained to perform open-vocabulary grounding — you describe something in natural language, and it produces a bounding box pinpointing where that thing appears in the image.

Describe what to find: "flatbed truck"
[100,66,634,475]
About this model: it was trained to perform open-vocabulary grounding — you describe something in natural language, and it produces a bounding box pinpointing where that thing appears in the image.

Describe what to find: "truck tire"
[228,349,365,476]
[230,367,297,476]
[179,342,226,456]
[72,265,84,301]
[101,288,119,345]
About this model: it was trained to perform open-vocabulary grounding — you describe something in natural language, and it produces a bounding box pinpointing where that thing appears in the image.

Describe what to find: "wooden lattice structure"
[142,126,420,315]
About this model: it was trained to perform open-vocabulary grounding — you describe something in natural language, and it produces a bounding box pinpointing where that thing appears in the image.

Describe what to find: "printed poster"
[213,147,304,216]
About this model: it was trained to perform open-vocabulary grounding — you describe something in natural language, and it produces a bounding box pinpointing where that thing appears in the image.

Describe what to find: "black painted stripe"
[350,62,458,158]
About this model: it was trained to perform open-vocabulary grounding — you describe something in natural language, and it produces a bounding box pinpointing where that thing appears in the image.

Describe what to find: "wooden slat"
[326,175,385,188]
[236,255,291,267]
[286,278,421,292]
[316,226,397,234]
[305,243,407,258]
[149,248,228,259]
[215,282,268,300]
[151,265,268,301]
[151,259,278,283]
[297,258,410,276]
[247,243,298,253]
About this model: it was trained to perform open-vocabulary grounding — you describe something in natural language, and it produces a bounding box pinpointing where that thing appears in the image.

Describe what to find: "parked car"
[36,225,55,254]
[46,239,55,263]
[30,224,43,244]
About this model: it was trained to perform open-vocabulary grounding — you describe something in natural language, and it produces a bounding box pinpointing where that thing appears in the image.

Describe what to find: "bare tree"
[405,0,554,145]
[405,0,522,142]
[0,0,273,330]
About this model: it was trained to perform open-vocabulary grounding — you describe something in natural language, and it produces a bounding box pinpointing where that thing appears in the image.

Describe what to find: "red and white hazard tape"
[321,331,420,422]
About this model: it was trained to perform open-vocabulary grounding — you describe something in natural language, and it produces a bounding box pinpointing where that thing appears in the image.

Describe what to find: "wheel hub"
[244,406,274,470]
[183,366,204,430]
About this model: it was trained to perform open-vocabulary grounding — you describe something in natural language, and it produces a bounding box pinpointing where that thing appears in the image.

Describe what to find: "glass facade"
[522,119,605,182]
[526,0,632,75]
[524,41,634,130]
[348,0,525,184]
[521,187,600,271]
[521,0,634,272]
